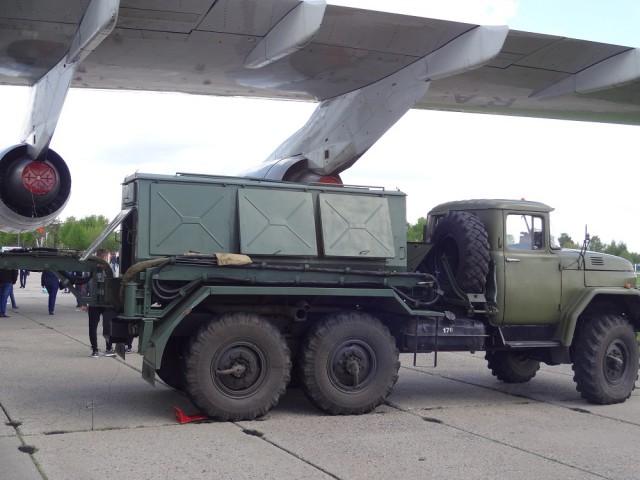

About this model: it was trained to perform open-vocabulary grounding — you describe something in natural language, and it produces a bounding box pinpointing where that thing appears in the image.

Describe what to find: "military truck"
[2,172,638,421]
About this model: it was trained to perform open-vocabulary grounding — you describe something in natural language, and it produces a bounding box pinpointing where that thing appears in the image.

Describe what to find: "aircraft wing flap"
[116,7,202,33]
[197,0,300,36]
[517,39,629,74]
[316,5,476,56]
[415,29,640,124]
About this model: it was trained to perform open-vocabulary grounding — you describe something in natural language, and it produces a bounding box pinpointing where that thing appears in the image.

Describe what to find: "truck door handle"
[506,258,520,263]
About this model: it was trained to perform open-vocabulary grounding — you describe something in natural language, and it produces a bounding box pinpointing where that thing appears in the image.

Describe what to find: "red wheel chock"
[173,406,208,424]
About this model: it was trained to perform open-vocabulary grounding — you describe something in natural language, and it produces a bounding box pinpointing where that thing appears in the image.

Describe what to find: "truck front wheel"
[182,312,291,421]
[572,314,638,404]
[300,311,400,415]
[485,351,540,383]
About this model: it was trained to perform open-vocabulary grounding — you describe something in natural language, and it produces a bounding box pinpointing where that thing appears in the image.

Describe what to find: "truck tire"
[572,314,638,404]
[156,336,185,391]
[300,311,400,415]
[485,351,540,383]
[182,312,291,421]
[423,211,489,295]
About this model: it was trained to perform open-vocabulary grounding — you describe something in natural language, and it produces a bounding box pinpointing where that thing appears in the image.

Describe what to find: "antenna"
[584,225,590,246]
[578,225,590,268]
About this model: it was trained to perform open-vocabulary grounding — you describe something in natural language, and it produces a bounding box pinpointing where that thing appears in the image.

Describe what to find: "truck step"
[504,340,562,349]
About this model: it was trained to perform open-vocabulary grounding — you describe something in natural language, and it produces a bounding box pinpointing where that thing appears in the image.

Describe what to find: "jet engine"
[0,145,71,233]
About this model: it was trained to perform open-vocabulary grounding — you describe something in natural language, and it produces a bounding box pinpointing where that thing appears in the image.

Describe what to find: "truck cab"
[424,199,637,330]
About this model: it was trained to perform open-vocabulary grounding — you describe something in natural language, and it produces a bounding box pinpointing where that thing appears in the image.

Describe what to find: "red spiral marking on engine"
[22,162,57,195]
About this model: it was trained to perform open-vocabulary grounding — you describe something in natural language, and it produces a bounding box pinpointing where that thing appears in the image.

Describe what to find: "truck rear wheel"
[422,211,490,295]
[572,314,638,404]
[300,311,399,415]
[182,312,291,421]
[485,351,540,383]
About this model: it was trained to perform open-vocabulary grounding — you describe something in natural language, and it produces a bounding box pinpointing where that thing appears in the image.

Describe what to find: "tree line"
[406,217,640,264]
[556,233,639,264]
[1,216,637,266]
[0,216,118,252]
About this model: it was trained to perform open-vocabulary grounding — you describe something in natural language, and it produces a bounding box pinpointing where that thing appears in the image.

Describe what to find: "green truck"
[2,172,638,421]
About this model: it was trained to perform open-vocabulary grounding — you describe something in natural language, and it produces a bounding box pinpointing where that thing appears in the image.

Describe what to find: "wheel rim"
[512,353,529,365]
[603,339,629,386]
[212,340,268,398]
[328,339,377,392]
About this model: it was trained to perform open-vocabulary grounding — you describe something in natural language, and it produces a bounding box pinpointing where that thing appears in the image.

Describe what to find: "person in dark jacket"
[41,270,59,315]
[0,268,17,317]
[86,248,118,357]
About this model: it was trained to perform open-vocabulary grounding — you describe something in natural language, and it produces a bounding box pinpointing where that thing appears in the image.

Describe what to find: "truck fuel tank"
[403,316,486,352]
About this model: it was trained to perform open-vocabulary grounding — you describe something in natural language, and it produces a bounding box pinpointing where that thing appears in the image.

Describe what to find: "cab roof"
[428,199,554,215]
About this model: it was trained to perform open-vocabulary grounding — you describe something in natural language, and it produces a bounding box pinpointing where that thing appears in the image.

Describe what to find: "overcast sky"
[0,0,639,251]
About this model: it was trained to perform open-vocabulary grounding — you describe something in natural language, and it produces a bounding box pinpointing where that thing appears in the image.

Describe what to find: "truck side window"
[506,214,544,250]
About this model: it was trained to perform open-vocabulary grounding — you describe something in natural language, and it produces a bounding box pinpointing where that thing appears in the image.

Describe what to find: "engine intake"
[0,145,71,233]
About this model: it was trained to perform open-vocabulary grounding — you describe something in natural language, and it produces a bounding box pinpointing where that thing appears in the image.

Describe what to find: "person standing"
[8,282,18,310]
[41,270,59,315]
[86,248,117,357]
[0,268,17,317]
[19,269,29,288]
[73,271,84,308]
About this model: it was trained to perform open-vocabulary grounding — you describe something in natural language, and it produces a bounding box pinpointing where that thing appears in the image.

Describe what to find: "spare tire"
[422,211,490,295]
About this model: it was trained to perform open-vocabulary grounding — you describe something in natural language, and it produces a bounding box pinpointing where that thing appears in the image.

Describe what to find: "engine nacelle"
[241,155,342,184]
[0,144,71,233]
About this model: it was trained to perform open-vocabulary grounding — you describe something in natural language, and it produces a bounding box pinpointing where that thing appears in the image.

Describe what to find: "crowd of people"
[0,250,133,357]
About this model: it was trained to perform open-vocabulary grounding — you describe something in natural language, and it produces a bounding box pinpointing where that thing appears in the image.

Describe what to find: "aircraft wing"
[0,0,639,232]
[3,1,638,121]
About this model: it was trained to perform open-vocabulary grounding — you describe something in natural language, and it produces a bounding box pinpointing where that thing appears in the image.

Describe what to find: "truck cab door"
[501,212,561,325]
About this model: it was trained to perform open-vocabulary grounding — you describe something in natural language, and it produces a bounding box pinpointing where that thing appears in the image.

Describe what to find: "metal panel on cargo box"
[238,189,317,256]
[319,193,395,258]
[149,183,233,255]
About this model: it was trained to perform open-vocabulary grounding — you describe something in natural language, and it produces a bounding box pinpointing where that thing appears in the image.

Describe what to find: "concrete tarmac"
[1,281,638,479]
